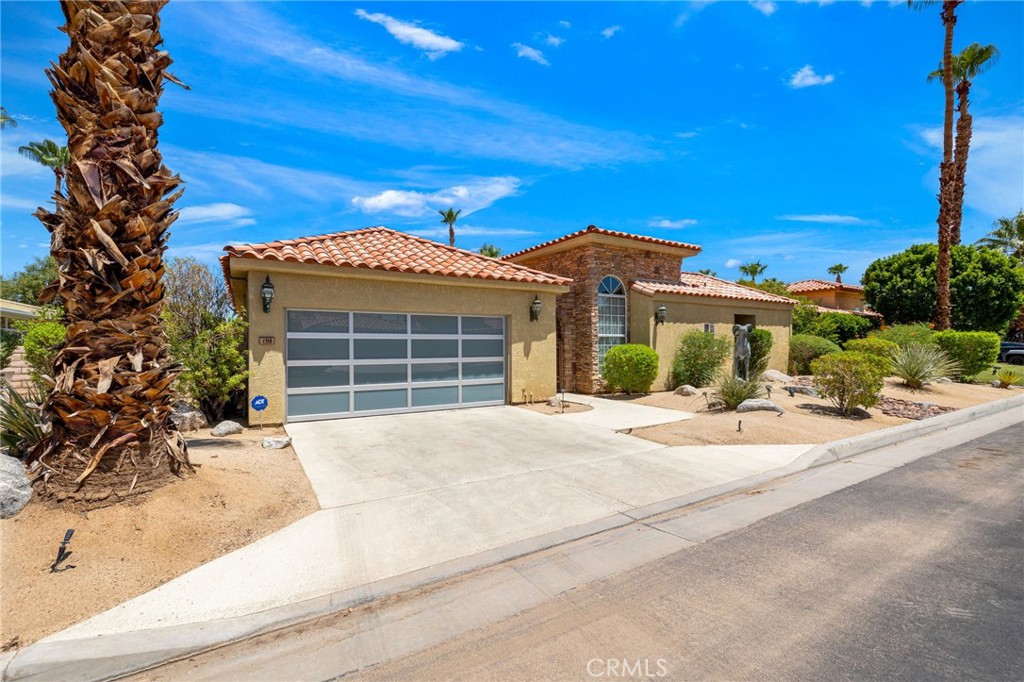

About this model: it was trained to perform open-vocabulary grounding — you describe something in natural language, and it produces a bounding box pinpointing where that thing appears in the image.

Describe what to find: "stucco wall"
[241,263,561,424]
[629,294,793,391]
[804,289,865,311]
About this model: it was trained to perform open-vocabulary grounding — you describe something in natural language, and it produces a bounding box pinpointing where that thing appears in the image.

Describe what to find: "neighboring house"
[0,298,40,333]
[0,298,41,394]
[785,279,883,320]
[506,226,796,393]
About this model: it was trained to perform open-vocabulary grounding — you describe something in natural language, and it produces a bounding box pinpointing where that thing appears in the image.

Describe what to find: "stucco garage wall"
[240,262,561,424]
[629,294,793,391]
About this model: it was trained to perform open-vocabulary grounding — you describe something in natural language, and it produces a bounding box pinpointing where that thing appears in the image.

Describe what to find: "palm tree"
[0,107,16,129]
[929,42,999,245]
[478,243,501,258]
[438,208,461,247]
[697,268,717,277]
[738,260,767,283]
[27,1,191,494]
[827,263,848,283]
[976,210,1024,265]
[18,139,70,197]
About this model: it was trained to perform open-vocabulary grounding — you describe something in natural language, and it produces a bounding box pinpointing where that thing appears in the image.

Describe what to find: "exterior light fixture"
[530,295,543,321]
[261,275,276,313]
[654,304,668,325]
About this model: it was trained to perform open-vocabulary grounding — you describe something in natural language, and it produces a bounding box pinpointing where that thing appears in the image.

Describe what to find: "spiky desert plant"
[0,384,47,456]
[888,343,961,390]
[28,1,192,493]
[712,373,764,410]
[995,368,1018,389]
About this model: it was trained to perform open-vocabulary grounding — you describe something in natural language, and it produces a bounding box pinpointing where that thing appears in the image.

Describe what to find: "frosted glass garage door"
[285,311,506,422]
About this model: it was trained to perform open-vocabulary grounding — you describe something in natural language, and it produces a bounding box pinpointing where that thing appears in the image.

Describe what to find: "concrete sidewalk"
[5,394,1021,682]
[560,392,695,430]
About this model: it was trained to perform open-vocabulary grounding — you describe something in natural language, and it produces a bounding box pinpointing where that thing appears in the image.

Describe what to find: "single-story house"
[0,298,41,333]
[222,225,796,424]
[786,279,882,320]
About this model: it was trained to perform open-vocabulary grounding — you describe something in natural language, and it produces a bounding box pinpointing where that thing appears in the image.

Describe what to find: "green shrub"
[167,316,249,422]
[602,344,659,393]
[789,334,841,375]
[712,373,765,410]
[844,337,899,359]
[791,301,819,335]
[811,351,888,416]
[870,323,934,348]
[748,328,773,376]
[809,312,874,345]
[671,330,730,388]
[888,344,960,389]
[932,331,1001,379]
[995,368,1020,389]
[0,329,20,369]
[22,321,65,388]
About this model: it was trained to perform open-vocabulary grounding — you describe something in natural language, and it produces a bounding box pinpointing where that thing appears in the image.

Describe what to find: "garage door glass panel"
[411,315,458,335]
[412,339,458,359]
[289,392,349,416]
[412,362,459,383]
[462,339,504,358]
[288,365,349,388]
[462,317,503,335]
[462,383,504,403]
[354,338,407,360]
[289,338,349,361]
[354,364,408,385]
[354,313,406,334]
[412,386,459,407]
[288,311,348,333]
[462,361,503,380]
[355,389,407,412]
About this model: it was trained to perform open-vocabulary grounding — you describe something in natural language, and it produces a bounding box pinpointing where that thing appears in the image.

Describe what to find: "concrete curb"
[6,393,1022,681]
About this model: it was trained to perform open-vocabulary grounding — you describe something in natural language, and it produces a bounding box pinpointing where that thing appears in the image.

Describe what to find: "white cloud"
[749,1,778,16]
[559,20,572,28]
[351,177,521,218]
[777,214,873,225]
[601,25,622,39]
[354,9,462,60]
[675,2,714,27]
[675,131,699,139]
[725,259,743,268]
[176,202,257,228]
[649,218,698,229]
[545,33,564,47]
[410,224,538,240]
[788,65,836,88]
[511,43,549,66]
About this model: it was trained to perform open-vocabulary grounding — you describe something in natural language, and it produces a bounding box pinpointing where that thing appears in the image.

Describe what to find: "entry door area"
[285,310,506,422]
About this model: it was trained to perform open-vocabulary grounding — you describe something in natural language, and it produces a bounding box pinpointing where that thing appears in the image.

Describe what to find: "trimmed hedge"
[811,351,888,416]
[870,323,934,348]
[810,312,874,345]
[671,330,730,388]
[22,321,65,387]
[789,334,841,375]
[602,344,659,393]
[932,331,1000,379]
[844,336,899,359]
[748,328,773,377]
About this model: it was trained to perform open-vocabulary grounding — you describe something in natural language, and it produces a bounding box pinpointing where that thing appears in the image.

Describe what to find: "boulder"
[992,380,1002,388]
[736,399,785,414]
[262,436,292,450]
[0,454,32,519]
[913,401,939,409]
[937,377,953,384]
[674,385,701,396]
[784,385,820,398]
[171,408,207,433]
[211,420,244,437]
[547,397,561,408]
[763,369,793,383]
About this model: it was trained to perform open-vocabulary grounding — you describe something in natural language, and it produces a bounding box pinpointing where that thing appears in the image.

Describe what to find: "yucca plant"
[995,368,1019,389]
[0,385,48,456]
[888,343,961,389]
[712,373,765,410]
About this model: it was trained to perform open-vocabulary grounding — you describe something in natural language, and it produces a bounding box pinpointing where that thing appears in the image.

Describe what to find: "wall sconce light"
[530,295,542,322]
[261,274,276,313]
[654,304,668,326]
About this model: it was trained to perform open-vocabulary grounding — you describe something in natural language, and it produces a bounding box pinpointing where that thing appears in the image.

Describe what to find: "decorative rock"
[547,397,561,407]
[937,377,953,384]
[211,420,244,437]
[992,380,1002,388]
[171,408,208,433]
[763,369,793,383]
[784,385,820,398]
[736,399,785,414]
[262,436,292,450]
[913,401,939,409]
[674,385,701,396]
[0,454,32,519]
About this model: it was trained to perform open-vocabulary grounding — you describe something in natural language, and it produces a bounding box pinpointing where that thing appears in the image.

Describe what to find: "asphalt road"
[352,424,1023,682]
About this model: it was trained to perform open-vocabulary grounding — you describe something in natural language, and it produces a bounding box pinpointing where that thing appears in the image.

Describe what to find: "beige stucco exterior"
[801,289,866,311]
[230,258,565,425]
[629,293,793,391]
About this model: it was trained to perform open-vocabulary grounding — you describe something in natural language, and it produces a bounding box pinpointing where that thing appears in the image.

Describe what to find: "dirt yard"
[628,378,1018,447]
[0,426,318,649]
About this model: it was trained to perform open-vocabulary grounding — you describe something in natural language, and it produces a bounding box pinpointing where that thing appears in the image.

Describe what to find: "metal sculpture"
[732,324,752,379]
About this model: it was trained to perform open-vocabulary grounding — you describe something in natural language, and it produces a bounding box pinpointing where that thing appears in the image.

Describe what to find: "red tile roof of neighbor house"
[503,225,702,260]
[787,278,865,294]
[221,227,573,287]
[632,273,798,305]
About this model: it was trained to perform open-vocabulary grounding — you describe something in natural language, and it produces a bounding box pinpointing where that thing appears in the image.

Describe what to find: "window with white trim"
[597,276,626,370]
[704,323,716,334]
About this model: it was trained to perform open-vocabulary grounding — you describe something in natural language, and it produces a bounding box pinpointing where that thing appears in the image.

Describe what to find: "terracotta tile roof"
[787,278,864,294]
[221,227,572,287]
[631,272,797,305]
[504,225,701,260]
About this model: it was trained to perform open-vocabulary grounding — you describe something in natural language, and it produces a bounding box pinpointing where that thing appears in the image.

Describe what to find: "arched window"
[597,276,626,369]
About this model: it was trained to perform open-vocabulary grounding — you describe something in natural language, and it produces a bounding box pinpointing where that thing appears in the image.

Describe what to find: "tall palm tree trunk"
[30,0,192,496]
[934,0,960,331]
[950,79,972,245]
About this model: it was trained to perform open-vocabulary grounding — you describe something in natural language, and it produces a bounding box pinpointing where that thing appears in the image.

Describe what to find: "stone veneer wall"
[515,243,682,393]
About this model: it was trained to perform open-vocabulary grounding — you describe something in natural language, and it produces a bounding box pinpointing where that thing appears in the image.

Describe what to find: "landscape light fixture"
[654,304,668,325]
[261,275,276,313]
[530,295,542,322]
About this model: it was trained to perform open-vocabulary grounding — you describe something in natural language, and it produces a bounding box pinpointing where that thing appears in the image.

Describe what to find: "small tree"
[479,244,502,258]
[827,263,848,283]
[601,344,659,394]
[439,207,461,247]
[809,312,874,345]
[811,351,887,416]
[0,256,59,304]
[738,260,767,283]
[671,330,730,388]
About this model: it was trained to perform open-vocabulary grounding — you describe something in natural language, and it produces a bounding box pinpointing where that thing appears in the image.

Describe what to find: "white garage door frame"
[285,309,507,422]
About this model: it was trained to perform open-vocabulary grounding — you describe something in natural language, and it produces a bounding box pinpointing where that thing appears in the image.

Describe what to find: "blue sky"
[2,0,1022,285]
